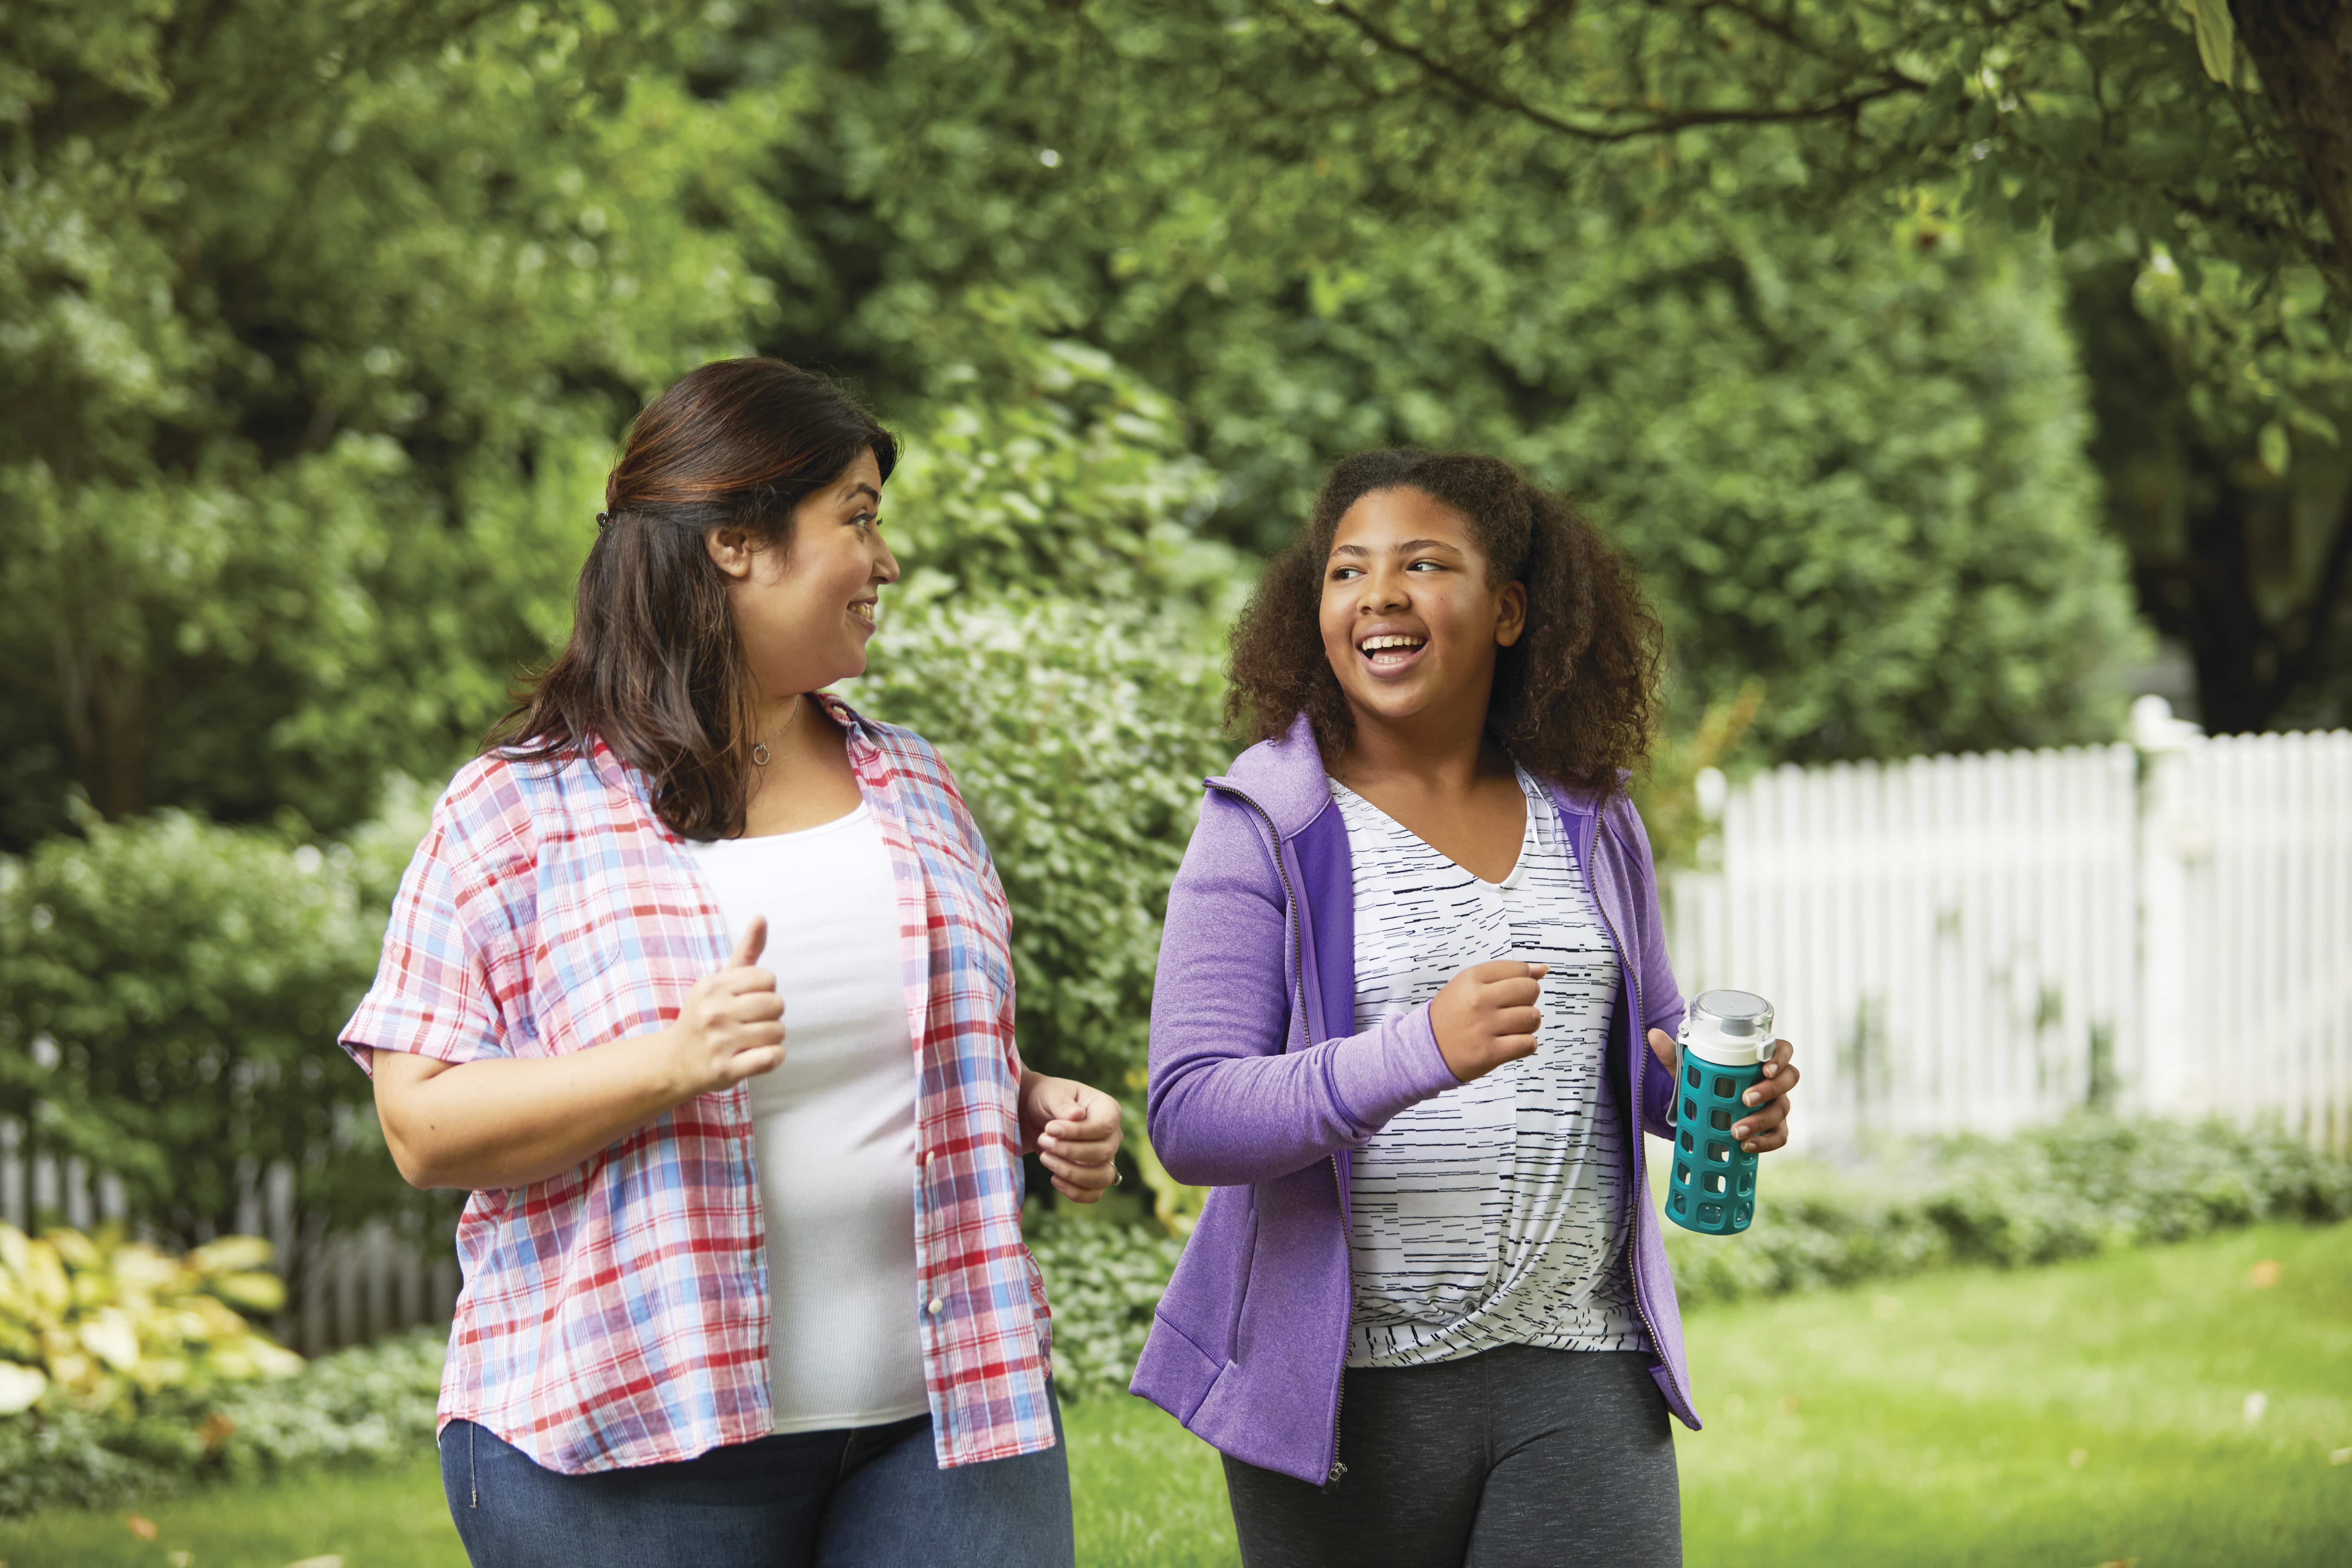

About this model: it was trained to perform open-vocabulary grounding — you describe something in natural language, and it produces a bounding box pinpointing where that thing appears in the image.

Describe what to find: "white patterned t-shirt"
[1335,767,1646,1368]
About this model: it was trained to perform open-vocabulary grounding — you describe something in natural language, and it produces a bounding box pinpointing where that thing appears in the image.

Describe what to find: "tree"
[694,0,2147,757]
[0,0,765,847]
[1178,0,2352,726]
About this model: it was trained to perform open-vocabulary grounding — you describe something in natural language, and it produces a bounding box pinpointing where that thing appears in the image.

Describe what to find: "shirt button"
[927,1297,945,1316]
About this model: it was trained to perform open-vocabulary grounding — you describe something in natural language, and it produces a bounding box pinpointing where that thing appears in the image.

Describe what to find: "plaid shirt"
[340,697,1054,1474]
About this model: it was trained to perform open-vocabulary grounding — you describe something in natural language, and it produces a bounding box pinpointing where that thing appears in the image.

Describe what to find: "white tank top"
[678,804,928,1432]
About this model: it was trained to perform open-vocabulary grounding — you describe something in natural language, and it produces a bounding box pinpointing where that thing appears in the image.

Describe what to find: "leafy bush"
[1665,1115,2352,1308]
[0,1328,443,1517]
[1026,1209,1187,1400]
[1922,1114,2352,1266]
[0,1223,442,1516]
[859,599,1232,1094]
[0,808,395,1250]
[0,1226,299,1420]
[883,324,1237,611]
[187,1327,443,1477]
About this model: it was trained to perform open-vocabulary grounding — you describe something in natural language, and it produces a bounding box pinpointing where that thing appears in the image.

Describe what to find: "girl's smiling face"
[1318,485,1526,735]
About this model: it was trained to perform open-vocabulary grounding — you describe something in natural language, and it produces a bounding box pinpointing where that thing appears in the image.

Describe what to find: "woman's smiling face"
[712,448,899,699]
[1318,485,1526,735]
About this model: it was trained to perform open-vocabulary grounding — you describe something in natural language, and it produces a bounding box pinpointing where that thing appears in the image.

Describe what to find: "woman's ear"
[1495,580,1529,649]
[704,526,756,581]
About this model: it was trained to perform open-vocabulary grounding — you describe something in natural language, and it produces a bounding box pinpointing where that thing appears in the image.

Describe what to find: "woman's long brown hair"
[496,358,897,839]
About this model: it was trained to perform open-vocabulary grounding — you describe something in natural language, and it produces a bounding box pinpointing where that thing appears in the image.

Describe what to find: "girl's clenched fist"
[1429,959,1547,1084]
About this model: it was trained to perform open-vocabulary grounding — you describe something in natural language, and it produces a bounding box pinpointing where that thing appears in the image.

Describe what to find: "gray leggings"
[1221,1346,1681,1568]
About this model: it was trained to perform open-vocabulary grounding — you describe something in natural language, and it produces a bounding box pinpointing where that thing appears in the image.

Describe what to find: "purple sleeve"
[1145,792,1461,1187]
[1613,794,1687,1142]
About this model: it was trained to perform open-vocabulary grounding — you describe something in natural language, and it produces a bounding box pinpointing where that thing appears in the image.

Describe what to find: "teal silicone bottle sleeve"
[1665,989,1773,1236]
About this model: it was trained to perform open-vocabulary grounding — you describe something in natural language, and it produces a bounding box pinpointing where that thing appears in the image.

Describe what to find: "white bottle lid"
[1680,989,1776,1067]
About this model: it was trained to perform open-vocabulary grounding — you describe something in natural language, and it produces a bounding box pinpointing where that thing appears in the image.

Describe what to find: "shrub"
[0,1226,444,1517]
[0,1226,299,1419]
[882,327,1234,609]
[1026,1208,1188,1401]
[859,599,1231,1094]
[1666,1114,2352,1307]
[0,807,395,1251]
[191,1327,443,1477]
[0,1328,444,1517]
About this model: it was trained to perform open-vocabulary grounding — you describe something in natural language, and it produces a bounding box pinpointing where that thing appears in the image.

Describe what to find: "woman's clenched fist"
[664,917,786,1097]
[1429,959,1548,1084]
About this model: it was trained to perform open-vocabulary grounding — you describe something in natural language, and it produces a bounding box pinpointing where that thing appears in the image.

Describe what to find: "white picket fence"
[1668,699,2352,1157]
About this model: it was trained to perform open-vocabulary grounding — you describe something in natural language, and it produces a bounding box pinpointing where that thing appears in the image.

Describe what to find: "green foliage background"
[9,0,2346,1258]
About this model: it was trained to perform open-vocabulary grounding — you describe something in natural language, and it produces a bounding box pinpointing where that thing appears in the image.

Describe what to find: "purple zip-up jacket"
[1129,716,1700,1485]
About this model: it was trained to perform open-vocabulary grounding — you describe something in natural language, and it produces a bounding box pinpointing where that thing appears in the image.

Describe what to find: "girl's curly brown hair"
[1227,450,1663,796]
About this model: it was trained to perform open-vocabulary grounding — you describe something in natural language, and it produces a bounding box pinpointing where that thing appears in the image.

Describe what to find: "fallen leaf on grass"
[168,1553,192,1568]
[282,1557,344,1568]
[2330,1447,2351,1465]
[2244,1391,2268,1425]
[1778,1394,1802,1414]
[2249,1259,2283,1288]
[125,1514,159,1542]
[2068,1448,2088,1469]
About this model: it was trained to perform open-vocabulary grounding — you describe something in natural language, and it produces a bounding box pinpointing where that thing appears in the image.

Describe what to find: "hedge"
[4,1114,2344,1512]
[0,1329,442,1517]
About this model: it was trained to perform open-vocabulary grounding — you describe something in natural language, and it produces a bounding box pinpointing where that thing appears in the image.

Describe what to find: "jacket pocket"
[1155,1185,1256,1368]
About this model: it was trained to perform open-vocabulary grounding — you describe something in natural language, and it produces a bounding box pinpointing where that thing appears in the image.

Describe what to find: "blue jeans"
[439,1389,1074,1568]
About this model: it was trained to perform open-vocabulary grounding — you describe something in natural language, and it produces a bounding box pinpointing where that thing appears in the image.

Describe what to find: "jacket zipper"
[1582,808,1670,1391]
[1209,782,1350,1484]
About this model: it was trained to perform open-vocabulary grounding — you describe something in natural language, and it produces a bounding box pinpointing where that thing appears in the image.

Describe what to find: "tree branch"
[2228,0,2352,295]
[1322,1,1925,144]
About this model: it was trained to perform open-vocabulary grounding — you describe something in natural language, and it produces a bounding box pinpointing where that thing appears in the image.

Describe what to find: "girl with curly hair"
[1131,450,1802,1567]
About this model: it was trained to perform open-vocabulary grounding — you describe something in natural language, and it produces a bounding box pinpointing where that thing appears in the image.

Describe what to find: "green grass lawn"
[3,1220,2344,1567]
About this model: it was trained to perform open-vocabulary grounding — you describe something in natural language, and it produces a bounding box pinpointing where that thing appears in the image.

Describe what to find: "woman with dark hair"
[341,358,1119,1567]
[1131,451,1801,1566]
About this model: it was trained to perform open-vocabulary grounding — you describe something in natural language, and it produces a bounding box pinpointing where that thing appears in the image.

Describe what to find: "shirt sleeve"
[338,797,515,1078]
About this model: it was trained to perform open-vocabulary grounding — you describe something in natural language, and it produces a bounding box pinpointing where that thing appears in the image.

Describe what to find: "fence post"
[2132,696,2203,1118]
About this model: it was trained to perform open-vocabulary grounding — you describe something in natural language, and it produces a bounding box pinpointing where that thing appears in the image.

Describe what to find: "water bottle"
[1665,989,1775,1235]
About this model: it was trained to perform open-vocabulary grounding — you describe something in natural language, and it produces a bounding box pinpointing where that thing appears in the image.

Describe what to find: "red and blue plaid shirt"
[341,697,1054,1474]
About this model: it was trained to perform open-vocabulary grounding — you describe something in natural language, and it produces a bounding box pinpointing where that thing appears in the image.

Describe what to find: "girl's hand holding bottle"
[1646,1027,1800,1154]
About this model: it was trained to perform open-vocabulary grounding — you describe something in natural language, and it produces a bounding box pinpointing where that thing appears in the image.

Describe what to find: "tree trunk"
[2231,1,2352,287]
[51,630,147,820]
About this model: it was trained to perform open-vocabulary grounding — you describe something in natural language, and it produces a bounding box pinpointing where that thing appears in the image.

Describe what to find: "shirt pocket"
[533,854,717,1054]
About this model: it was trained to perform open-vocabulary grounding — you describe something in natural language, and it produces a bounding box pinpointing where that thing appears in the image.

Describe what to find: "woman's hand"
[664,917,787,1097]
[1020,1073,1124,1203]
[373,918,787,1192]
[1648,1029,1800,1154]
[1431,960,1550,1083]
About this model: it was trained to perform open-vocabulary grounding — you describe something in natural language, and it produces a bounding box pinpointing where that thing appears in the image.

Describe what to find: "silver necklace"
[749,697,805,768]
